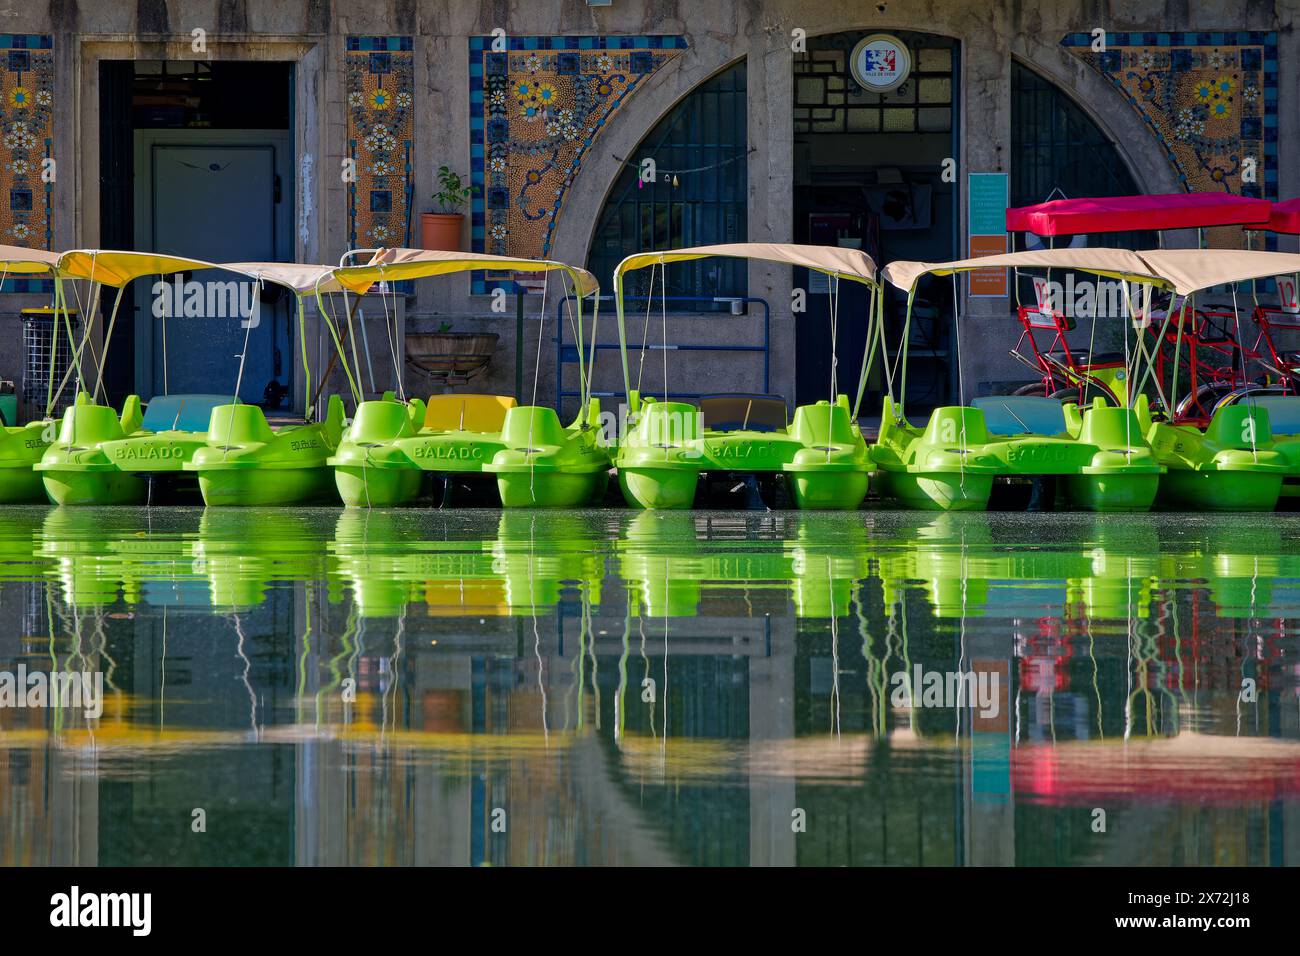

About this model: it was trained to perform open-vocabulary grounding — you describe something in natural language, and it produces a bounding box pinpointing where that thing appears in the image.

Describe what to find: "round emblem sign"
[849,34,912,93]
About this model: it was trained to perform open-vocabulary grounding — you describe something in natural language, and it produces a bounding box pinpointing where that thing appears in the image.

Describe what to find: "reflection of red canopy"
[1006,193,1272,236]
[1267,198,1300,234]
[1012,737,1300,805]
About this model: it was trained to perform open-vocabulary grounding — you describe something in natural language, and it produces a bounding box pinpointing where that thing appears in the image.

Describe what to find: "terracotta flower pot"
[420,213,464,252]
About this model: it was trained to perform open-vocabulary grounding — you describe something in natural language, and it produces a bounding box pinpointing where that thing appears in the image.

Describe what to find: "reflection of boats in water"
[330,509,604,618]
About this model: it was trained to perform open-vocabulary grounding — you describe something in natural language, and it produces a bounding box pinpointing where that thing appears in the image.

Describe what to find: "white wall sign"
[850,34,912,93]
[1278,274,1300,315]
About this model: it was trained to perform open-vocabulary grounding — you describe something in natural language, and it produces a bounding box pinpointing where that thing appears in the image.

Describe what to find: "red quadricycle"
[1009,302,1128,405]
[1148,305,1261,426]
[1004,192,1275,422]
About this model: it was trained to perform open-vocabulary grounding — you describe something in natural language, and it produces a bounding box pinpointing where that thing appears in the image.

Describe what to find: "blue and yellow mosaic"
[1062,31,1277,246]
[0,34,53,293]
[346,36,414,251]
[469,35,688,294]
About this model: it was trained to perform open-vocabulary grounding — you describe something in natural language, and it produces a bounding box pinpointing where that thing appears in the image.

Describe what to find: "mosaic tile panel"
[1062,31,1277,248]
[469,35,688,294]
[0,34,53,293]
[346,36,414,251]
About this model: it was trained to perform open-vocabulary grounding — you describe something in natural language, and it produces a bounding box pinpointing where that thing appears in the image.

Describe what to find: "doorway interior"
[793,31,959,415]
[99,60,295,408]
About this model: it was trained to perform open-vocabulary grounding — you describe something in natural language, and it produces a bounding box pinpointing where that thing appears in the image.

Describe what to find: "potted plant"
[421,165,473,251]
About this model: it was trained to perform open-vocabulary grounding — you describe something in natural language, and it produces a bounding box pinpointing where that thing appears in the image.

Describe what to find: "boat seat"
[1045,350,1126,367]
[141,394,233,433]
[972,395,1068,436]
[424,393,516,432]
[699,394,788,432]
[1242,395,1300,437]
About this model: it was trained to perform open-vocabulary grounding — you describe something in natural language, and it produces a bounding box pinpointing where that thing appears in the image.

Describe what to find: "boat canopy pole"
[310,287,363,409]
[894,285,917,421]
[851,282,882,421]
[91,284,128,404]
[1126,284,1177,414]
[1230,284,1258,461]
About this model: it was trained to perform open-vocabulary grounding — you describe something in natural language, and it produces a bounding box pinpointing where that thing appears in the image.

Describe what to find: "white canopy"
[333,247,600,297]
[882,248,1169,292]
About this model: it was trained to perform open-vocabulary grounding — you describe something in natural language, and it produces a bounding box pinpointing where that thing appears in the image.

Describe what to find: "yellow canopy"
[55,249,225,287]
[0,244,59,274]
[1135,249,1300,297]
[333,247,600,297]
[882,248,1170,292]
[614,242,877,286]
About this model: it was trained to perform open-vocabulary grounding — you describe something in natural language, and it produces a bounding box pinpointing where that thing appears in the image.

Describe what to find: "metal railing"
[555,294,770,413]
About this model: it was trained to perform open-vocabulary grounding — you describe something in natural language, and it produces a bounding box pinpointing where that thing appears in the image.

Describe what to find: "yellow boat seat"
[424,393,516,433]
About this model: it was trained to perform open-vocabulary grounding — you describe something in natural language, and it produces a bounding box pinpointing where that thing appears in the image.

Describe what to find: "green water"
[1,506,1298,866]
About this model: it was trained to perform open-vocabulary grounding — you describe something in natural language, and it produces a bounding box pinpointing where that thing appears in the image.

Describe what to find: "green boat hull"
[329,398,426,508]
[616,397,870,510]
[618,461,699,510]
[484,404,611,509]
[875,468,994,512]
[0,464,46,504]
[186,396,346,507]
[786,469,869,510]
[1062,472,1161,512]
[42,469,147,506]
[197,466,338,507]
[495,468,608,509]
[1156,470,1283,512]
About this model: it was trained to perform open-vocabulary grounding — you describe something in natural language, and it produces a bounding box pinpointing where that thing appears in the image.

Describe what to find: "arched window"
[1011,61,1154,248]
[587,62,747,307]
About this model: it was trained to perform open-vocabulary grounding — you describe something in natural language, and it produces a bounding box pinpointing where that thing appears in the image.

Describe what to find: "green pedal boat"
[1147,402,1286,511]
[0,244,62,502]
[1134,248,1300,511]
[612,243,878,510]
[329,248,610,508]
[186,396,347,506]
[91,261,356,505]
[0,418,53,503]
[34,249,252,505]
[619,392,872,510]
[874,248,1177,512]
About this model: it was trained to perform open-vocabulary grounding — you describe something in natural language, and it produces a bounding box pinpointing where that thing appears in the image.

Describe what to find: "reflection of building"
[0,8,1292,417]
[5,512,1300,867]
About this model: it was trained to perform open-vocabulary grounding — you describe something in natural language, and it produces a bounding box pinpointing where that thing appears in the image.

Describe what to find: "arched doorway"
[793,30,959,412]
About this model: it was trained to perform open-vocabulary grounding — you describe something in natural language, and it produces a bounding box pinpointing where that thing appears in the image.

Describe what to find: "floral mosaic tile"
[469,36,688,294]
[1062,31,1277,247]
[0,34,53,293]
[346,36,414,251]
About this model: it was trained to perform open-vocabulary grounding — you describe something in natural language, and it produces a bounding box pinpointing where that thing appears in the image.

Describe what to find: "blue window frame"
[587,61,748,308]
[1010,60,1154,249]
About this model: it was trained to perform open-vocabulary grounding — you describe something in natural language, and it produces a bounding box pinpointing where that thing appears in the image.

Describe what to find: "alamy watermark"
[0,666,103,718]
[152,276,261,329]
[1030,275,1155,325]
[890,666,1000,718]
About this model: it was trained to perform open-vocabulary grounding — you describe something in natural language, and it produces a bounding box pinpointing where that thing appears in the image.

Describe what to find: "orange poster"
[968,234,1007,296]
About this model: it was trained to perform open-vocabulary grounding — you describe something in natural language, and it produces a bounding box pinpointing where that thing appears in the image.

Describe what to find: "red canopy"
[1006,193,1271,236]
[1266,198,1300,234]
